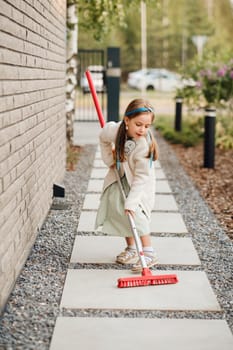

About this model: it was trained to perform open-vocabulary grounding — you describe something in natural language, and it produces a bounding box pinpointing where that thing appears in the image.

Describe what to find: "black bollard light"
[204,108,216,168]
[174,97,183,131]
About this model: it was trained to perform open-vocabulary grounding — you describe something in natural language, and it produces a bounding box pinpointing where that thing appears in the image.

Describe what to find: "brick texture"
[0,0,66,310]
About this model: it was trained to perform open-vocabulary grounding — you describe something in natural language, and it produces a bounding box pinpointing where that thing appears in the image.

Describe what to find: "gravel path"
[0,135,232,350]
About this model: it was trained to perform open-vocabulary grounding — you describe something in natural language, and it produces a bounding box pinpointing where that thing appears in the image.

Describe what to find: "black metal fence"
[75,49,106,122]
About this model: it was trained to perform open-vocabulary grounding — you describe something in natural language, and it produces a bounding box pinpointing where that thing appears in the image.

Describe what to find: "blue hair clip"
[125,107,153,116]
[116,159,121,170]
[149,152,153,168]
[146,130,153,168]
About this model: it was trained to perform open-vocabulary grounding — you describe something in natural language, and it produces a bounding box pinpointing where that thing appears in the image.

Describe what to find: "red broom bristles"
[118,272,178,288]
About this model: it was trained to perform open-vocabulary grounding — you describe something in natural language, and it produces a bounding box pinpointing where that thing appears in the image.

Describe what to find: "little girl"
[95,98,159,272]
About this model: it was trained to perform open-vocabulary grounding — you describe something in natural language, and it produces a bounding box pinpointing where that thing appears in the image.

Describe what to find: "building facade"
[0,0,66,311]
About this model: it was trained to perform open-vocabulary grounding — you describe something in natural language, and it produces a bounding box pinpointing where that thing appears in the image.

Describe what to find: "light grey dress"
[95,175,150,237]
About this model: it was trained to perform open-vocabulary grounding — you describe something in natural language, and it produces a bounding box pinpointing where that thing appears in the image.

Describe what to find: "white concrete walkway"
[50,123,233,349]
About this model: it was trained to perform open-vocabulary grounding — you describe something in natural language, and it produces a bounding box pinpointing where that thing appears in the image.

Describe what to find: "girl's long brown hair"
[115,99,159,163]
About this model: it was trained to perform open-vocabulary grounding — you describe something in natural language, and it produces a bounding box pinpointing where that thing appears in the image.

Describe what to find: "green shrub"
[215,115,233,150]
[155,115,203,147]
[155,112,233,150]
[216,135,233,150]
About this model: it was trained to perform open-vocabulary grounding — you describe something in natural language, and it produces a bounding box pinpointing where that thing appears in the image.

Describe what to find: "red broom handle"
[85,70,105,128]
[86,69,148,269]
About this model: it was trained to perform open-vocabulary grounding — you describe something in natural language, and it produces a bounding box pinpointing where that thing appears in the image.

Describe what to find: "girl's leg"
[131,234,158,271]
[126,236,135,246]
[125,235,152,249]
[126,235,152,249]
[140,234,151,247]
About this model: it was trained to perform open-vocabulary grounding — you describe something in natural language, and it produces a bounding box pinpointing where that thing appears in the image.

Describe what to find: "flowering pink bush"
[178,58,233,107]
[195,60,233,105]
[176,58,233,150]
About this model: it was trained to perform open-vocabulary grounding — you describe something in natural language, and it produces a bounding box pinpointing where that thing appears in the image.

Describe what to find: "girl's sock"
[128,245,136,251]
[143,246,154,254]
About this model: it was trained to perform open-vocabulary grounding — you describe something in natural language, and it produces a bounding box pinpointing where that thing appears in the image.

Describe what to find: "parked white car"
[127,69,156,89]
[127,68,185,92]
[80,65,106,93]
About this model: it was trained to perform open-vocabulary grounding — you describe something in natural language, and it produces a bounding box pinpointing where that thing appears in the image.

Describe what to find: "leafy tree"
[79,0,233,71]
[76,0,233,76]
[77,0,157,40]
[66,0,157,143]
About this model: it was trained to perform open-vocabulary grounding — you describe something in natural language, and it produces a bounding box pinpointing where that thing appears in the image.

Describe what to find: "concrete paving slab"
[153,194,178,211]
[70,236,201,265]
[60,269,221,311]
[155,180,172,193]
[82,193,100,209]
[90,167,166,179]
[77,211,188,233]
[73,121,100,146]
[95,151,102,159]
[90,168,108,179]
[50,317,233,350]
[83,193,178,211]
[156,168,167,179]
[93,159,107,168]
[87,179,172,193]
[87,179,104,192]
[149,212,188,233]
[93,159,161,168]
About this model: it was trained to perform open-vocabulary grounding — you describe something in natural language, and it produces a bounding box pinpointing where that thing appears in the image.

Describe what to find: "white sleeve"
[99,122,121,167]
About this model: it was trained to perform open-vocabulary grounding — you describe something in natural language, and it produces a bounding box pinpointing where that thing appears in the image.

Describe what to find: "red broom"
[85,70,178,288]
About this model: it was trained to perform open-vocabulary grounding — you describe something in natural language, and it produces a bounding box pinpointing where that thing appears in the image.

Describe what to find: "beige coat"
[99,121,156,219]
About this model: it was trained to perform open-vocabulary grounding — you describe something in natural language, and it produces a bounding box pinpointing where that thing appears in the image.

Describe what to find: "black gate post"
[107,47,120,122]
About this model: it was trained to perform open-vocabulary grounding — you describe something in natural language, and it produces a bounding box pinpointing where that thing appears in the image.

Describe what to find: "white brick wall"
[0,0,66,310]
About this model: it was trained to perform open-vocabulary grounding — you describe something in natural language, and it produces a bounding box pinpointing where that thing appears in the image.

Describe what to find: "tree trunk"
[66,2,78,145]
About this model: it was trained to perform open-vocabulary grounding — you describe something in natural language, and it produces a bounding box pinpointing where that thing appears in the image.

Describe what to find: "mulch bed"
[170,142,233,240]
